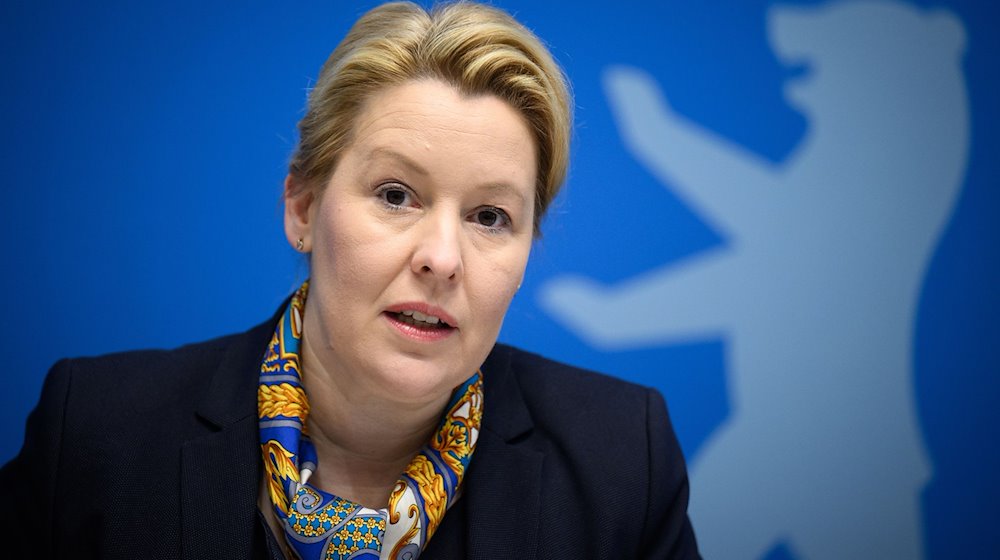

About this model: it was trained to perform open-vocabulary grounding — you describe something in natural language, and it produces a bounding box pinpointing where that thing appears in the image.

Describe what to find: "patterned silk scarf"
[259,282,483,560]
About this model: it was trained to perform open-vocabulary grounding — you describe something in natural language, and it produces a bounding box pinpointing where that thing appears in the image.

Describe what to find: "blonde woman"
[1,3,699,558]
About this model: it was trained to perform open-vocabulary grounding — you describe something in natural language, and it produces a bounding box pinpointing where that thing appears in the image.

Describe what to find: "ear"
[283,174,315,252]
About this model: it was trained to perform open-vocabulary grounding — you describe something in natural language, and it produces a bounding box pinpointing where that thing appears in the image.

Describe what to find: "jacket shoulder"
[68,329,248,383]
[62,318,273,406]
[498,343,655,414]
[482,344,700,558]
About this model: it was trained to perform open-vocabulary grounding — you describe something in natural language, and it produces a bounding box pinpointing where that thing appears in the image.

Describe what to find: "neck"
[298,333,451,509]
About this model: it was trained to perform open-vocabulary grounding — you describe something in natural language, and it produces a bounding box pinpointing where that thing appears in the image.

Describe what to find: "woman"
[1,2,699,558]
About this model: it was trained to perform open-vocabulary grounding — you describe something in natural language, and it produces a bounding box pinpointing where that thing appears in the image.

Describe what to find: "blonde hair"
[289,1,571,236]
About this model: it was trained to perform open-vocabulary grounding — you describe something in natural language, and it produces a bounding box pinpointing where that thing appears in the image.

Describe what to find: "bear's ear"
[928,10,966,54]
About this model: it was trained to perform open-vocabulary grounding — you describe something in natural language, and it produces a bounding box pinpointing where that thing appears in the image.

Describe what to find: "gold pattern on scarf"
[387,481,422,559]
[259,382,310,420]
[404,454,447,540]
[433,377,482,474]
[262,440,299,515]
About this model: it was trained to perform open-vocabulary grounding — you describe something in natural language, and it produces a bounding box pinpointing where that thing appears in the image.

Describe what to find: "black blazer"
[1,307,700,559]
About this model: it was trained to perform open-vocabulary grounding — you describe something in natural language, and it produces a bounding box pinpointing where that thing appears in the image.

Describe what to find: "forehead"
[347,79,538,191]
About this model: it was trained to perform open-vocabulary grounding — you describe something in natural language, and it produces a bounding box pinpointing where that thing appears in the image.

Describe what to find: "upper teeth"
[402,310,441,325]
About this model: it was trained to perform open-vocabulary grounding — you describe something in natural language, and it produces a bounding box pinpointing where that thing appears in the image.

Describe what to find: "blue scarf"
[259,282,483,559]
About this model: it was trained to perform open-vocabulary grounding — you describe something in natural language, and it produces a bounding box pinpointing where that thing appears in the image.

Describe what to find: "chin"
[374,355,472,405]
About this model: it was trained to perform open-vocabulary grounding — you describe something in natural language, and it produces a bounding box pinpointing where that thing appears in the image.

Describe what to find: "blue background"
[2,1,997,557]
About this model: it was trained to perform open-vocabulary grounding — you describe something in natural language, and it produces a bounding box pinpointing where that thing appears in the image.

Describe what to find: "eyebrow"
[476,181,529,208]
[365,146,530,208]
[365,146,430,176]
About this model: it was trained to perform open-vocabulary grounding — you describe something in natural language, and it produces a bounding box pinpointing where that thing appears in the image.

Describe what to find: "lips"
[384,302,458,341]
[385,302,456,326]
[395,309,452,328]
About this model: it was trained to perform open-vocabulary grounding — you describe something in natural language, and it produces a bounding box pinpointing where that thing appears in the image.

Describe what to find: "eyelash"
[374,182,415,211]
[373,181,514,233]
[471,206,513,234]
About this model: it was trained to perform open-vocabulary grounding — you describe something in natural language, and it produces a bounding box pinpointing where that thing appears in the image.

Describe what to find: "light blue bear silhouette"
[541,1,969,558]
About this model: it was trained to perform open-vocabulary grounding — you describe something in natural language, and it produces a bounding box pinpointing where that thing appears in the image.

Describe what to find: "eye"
[384,188,407,206]
[375,182,414,209]
[471,206,512,232]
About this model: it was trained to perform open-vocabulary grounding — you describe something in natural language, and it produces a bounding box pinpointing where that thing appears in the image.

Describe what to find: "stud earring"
[296,238,305,252]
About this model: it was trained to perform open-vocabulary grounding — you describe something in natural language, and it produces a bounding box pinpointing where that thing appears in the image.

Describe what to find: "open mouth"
[391,310,455,330]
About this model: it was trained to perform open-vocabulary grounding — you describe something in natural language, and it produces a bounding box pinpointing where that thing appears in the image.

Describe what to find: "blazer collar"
[195,310,279,428]
[178,309,544,559]
[180,306,281,559]
[461,344,543,560]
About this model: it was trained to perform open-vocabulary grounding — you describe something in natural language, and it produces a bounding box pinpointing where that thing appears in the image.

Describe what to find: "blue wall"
[2,1,997,557]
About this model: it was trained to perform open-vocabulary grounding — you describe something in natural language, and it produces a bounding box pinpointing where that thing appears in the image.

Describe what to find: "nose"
[411,213,464,283]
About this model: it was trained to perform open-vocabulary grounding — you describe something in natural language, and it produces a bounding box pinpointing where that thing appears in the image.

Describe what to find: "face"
[285,79,536,406]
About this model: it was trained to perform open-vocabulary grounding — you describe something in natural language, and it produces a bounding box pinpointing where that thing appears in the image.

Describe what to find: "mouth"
[383,303,458,341]
[390,309,455,330]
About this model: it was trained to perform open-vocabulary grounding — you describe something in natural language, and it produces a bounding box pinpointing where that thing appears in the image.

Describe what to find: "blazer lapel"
[179,316,277,559]
[463,345,543,560]
[175,316,541,559]
[180,417,261,559]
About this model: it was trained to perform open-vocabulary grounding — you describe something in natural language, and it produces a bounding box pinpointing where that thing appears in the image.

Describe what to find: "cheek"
[318,192,372,246]
[469,248,530,329]
[312,203,384,287]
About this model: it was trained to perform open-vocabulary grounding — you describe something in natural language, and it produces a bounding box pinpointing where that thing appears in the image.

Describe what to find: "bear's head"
[767,0,965,115]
